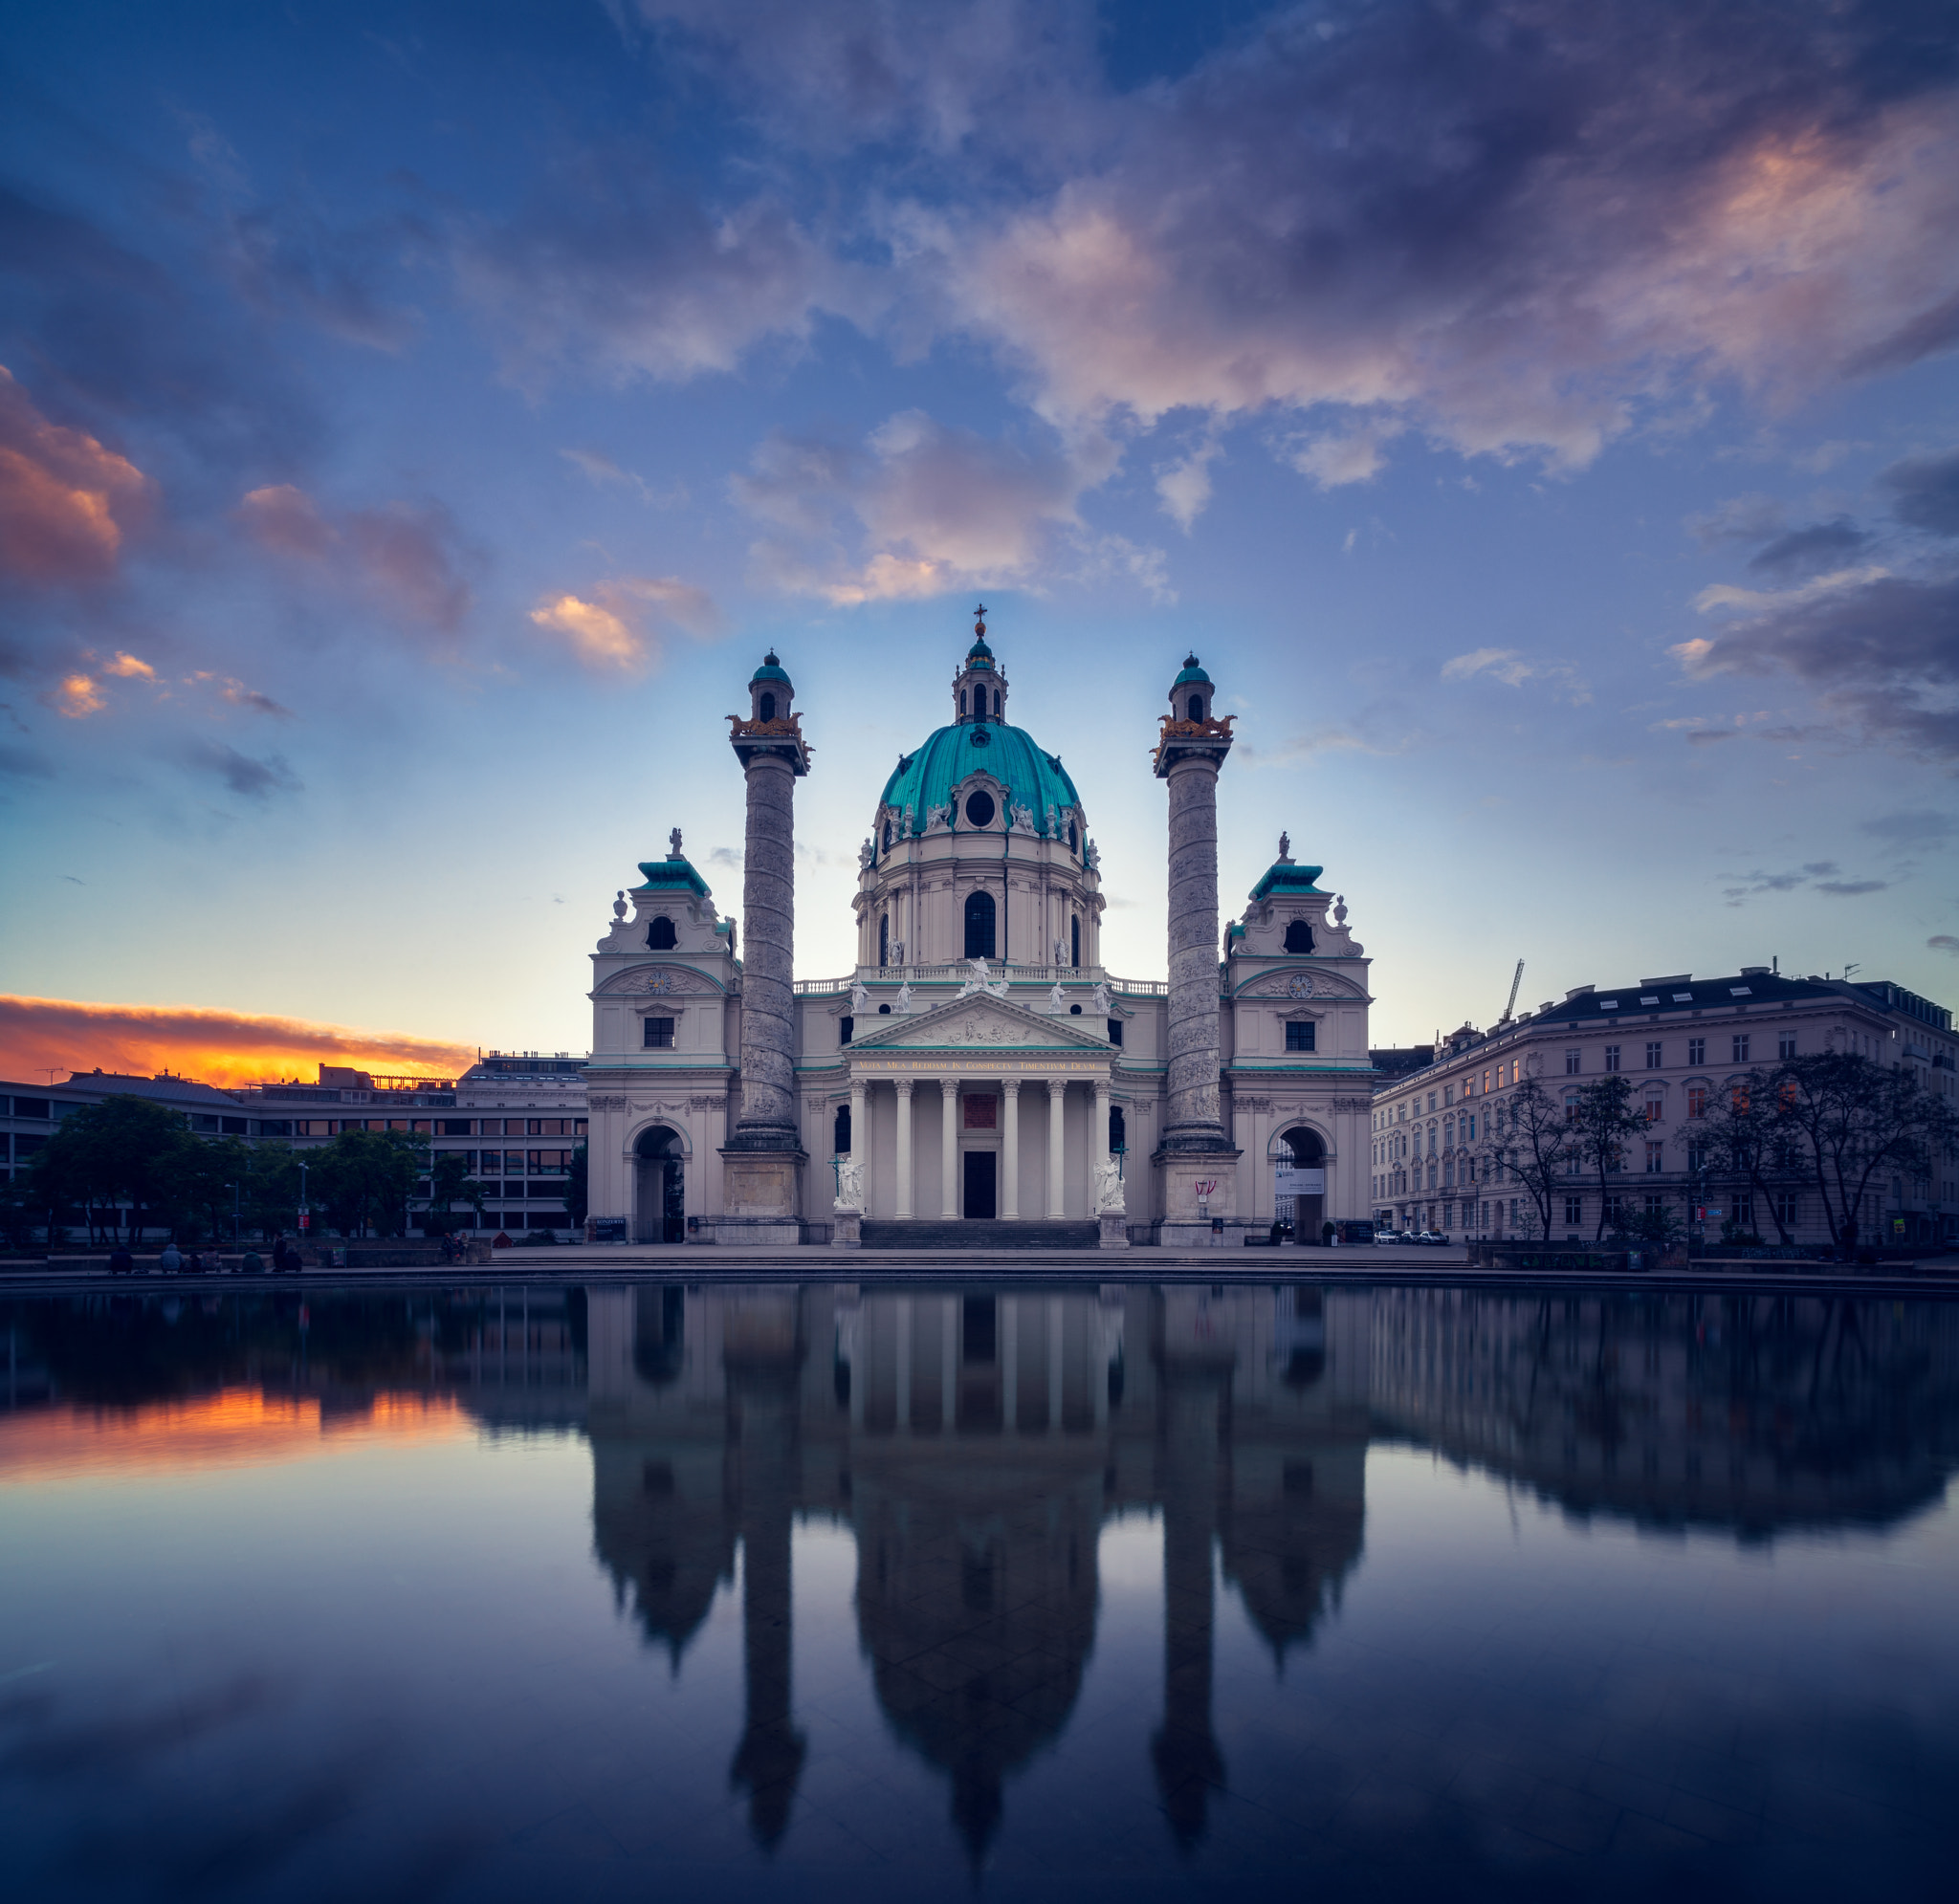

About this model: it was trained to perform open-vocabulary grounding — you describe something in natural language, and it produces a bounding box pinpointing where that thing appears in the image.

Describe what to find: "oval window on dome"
[965,790,997,827]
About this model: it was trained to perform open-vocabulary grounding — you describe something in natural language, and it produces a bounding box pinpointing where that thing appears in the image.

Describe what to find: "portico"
[839,997,1117,1224]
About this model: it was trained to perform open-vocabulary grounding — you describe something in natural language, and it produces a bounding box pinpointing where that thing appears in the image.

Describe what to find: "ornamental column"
[1046,1078,1067,1218]
[939,1077,959,1219]
[894,1080,915,1220]
[718,652,812,1245]
[1152,653,1242,1246]
[1001,1080,1022,1220]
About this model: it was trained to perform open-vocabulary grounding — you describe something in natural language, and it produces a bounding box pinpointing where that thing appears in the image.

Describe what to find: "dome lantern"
[952,603,1009,725]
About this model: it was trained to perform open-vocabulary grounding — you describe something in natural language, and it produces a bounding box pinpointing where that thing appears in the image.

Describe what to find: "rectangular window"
[1566,1049,1581,1074]
[1773,1190,1800,1227]
[1732,1034,1750,1063]
[1108,1018,1122,1044]
[839,1016,853,1045]
[963,1094,998,1129]
[1688,1038,1706,1066]
[1465,1113,1476,1142]
[574,1120,587,1136]
[1604,1045,1620,1072]
[1687,1086,1709,1119]
[1604,1193,1625,1229]
[1286,1021,1315,1052]
[1645,1140,1663,1172]
[1483,1069,1491,1094]
[1687,1143,1706,1172]
[1443,1084,1453,1105]
[1645,1041,1662,1068]
[440,1119,471,1136]
[1644,1194,1666,1218]
[644,1017,675,1048]
[1778,1032,1796,1060]
[1564,1195,1583,1226]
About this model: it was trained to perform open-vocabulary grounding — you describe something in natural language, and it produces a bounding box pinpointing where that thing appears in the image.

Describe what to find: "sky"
[3,0,1958,1083]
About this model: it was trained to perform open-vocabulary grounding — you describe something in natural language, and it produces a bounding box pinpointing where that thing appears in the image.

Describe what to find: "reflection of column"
[728,1357,806,1850]
[1047,1296,1063,1436]
[1002,1295,1019,1430]
[850,1078,869,1208]
[1153,1362,1225,1848]
[1046,1079,1067,1218]
[941,1294,957,1430]
[895,1080,915,1220]
[1002,1081,1021,1220]
[940,1077,959,1219]
[895,1294,913,1434]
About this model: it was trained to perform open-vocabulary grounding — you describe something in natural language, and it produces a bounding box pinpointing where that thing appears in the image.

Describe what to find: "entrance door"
[963,1150,997,1219]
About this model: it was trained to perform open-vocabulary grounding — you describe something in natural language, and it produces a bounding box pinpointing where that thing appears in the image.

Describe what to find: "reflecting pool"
[4,1281,1957,1899]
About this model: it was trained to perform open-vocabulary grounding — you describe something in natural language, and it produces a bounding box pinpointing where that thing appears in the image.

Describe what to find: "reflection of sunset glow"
[0,1388,467,1482]
[0,993,475,1090]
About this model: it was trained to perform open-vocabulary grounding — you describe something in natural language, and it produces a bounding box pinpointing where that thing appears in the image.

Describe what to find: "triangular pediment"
[850,992,1112,1051]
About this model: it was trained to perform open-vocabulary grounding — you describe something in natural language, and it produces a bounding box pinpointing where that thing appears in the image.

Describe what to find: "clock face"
[1288,974,1315,999]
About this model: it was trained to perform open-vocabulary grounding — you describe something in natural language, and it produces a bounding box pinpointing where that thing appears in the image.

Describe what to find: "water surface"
[3,1281,1955,1899]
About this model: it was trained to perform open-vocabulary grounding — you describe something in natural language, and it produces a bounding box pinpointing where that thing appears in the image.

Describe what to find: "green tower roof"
[1172,652,1212,688]
[749,649,791,686]
[632,856,712,897]
[1249,861,1324,900]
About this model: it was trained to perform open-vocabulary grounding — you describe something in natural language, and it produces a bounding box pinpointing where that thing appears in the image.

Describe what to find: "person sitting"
[158,1242,183,1275]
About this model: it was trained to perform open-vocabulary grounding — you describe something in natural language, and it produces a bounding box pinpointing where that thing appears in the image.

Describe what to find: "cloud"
[0,365,153,587]
[528,575,723,673]
[737,408,1115,602]
[1813,878,1888,896]
[935,2,1959,477]
[102,651,156,679]
[559,447,685,506]
[1719,859,1894,904]
[0,994,474,1091]
[1678,565,1959,759]
[1930,934,1959,956]
[454,158,852,386]
[1879,447,1959,536]
[236,484,473,631]
[180,738,300,800]
[1440,646,1589,702]
[1748,518,1870,577]
[1283,424,1400,491]
[1688,493,1787,547]
[46,673,104,719]
[1155,441,1220,532]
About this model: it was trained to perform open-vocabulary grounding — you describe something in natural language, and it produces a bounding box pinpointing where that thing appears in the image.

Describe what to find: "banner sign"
[1194,1179,1219,1198]
[1274,1167,1326,1196]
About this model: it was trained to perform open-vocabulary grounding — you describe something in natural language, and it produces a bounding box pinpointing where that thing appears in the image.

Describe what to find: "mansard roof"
[1250,861,1325,899]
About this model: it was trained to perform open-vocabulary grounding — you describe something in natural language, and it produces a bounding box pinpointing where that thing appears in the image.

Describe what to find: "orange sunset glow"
[0,994,477,1091]
[0,1388,470,1484]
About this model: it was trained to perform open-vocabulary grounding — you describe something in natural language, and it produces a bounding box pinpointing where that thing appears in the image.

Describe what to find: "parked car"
[1416,1230,1448,1246]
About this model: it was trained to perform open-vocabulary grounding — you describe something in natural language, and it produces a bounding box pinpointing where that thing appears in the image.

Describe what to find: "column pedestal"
[715,1150,807,1247]
[1154,1153,1244,1250]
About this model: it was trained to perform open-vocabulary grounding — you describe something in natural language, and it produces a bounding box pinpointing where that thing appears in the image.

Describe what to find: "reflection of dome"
[589,1443,736,1664]
[878,721,1081,839]
[852,1457,1102,1867]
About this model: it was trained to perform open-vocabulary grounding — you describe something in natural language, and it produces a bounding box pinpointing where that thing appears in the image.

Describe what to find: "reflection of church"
[581,612,1377,1246]
[582,1281,1373,1860]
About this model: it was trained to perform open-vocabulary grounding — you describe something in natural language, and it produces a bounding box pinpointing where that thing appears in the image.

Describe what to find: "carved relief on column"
[894,1078,915,1221]
[1001,1079,1021,1221]
[1046,1077,1067,1219]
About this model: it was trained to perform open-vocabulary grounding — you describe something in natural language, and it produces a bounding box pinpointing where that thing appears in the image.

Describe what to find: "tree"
[1477,1075,1574,1241]
[38,1097,202,1244]
[1570,1075,1651,1240]
[242,1143,302,1242]
[1604,1198,1684,1256]
[565,1141,589,1228]
[312,1127,426,1237]
[422,1152,486,1236]
[1771,1051,1959,1256]
[177,1135,253,1245]
[1696,1070,1807,1243]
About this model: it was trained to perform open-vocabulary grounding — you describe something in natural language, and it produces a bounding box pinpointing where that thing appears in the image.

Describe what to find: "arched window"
[992,689,1001,717]
[883,821,893,850]
[878,913,889,968]
[959,689,968,716]
[963,889,996,959]
[1068,821,1077,850]
[1187,693,1203,721]
[1070,915,1081,968]
[759,691,777,721]
[1109,1105,1127,1151]
[834,1105,852,1154]
[1284,919,1314,953]
[646,915,676,951]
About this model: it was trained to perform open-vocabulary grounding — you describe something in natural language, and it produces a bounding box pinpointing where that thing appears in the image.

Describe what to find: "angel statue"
[1093,1158,1125,1214]
[669,826,684,857]
[1046,978,1068,1013]
[835,1158,865,1212]
[849,978,872,1014]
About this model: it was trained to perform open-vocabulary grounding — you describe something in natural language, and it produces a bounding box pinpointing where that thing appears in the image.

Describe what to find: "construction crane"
[1499,958,1524,1025]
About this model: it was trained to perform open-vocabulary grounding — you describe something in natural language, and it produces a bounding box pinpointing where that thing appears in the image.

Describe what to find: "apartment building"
[1369,969,1956,1245]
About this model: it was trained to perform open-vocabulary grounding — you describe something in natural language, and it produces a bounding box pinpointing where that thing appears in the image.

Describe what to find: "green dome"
[879,720,1081,837]
[964,635,996,670]
[749,649,792,686]
[1172,652,1212,688]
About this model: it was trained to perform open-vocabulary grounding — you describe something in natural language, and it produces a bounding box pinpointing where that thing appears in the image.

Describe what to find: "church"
[582,611,1376,1247]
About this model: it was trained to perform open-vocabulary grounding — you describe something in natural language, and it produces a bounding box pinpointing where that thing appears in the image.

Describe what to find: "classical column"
[1046,1078,1067,1218]
[719,653,811,1245]
[1001,1080,1021,1221]
[939,1076,959,1219]
[894,1079,915,1220]
[849,1078,869,1207]
[1093,1080,1112,1160]
[1153,654,1240,1241]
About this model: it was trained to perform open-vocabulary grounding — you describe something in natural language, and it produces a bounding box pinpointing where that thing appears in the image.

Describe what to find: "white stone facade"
[583,620,1377,1244]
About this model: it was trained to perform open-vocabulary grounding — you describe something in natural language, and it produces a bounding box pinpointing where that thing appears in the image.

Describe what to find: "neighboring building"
[237,1055,589,1235]
[582,615,1377,1244]
[1369,969,1957,1245]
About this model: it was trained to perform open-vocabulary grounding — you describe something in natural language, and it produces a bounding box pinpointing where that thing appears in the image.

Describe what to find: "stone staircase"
[859,1219,1100,1251]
